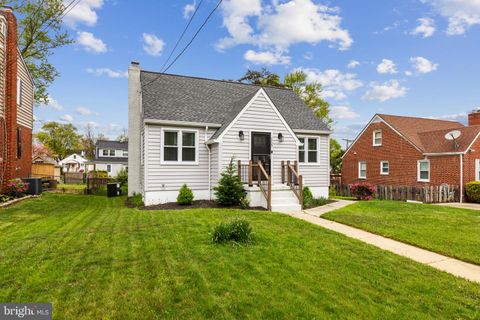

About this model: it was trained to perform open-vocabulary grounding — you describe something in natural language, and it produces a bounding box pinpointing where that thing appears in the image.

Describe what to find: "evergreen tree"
[214,158,244,206]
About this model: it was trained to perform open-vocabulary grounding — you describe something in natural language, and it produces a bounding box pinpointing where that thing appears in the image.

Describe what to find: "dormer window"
[373,130,382,146]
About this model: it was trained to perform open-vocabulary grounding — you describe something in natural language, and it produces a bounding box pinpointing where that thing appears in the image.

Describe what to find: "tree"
[214,158,244,206]
[2,0,74,104]
[36,121,82,160]
[80,124,96,160]
[117,129,128,143]
[330,138,344,174]
[239,68,283,87]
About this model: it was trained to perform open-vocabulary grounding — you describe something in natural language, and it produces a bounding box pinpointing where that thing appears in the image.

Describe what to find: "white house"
[128,62,331,212]
[59,153,88,173]
[89,140,128,177]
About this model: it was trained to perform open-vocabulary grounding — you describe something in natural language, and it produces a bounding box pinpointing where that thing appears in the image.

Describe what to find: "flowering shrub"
[350,182,376,201]
[5,179,29,198]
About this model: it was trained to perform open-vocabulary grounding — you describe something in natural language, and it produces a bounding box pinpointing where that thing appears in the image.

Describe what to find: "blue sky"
[35,0,480,147]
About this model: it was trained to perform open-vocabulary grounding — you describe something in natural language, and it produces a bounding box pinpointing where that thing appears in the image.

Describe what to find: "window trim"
[373,129,382,146]
[380,161,389,175]
[160,128,199,165]
[298,136,320,165]
[17,78,22,106]
[476,159,480,181]
[358,160,367,179]
[417,160,430,182]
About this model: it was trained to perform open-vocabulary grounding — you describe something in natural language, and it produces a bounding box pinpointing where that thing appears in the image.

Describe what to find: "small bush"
[116,168,128,187]
[466,181,480,203]
[5,179,29,198]
[212,219,253,244]
[0,194,12,203]
[126,193,144,208]
[350,182,376,201]
[313,197,330,206]
[329,185,337,198]
[214,157,244,206]
[89,170,108,178]
[303,186,314,208]
[239,197,250,209]
[177,184,194,205]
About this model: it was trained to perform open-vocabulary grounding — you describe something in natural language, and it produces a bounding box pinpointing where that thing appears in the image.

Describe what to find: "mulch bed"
[141,200,266,211]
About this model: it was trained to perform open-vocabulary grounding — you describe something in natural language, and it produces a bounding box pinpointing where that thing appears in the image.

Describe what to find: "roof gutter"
[423,151,465,156]
[144,118,222,128]
[293,129,332,135]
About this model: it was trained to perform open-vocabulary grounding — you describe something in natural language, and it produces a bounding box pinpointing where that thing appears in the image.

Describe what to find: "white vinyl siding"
[16,54,33,129]
[145,125,215,191]
[298,134,330,187]
[210,143,219,187]
[220,92,297,185]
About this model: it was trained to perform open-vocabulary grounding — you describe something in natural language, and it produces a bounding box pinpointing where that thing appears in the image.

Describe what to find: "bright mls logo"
[0,304,51,320]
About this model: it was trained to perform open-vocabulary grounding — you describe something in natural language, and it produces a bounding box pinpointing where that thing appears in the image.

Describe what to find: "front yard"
[323,200,480,265]
[0,194,479,319]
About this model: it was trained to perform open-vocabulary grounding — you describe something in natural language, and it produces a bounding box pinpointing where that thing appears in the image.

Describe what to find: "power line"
[160,0,205,73]
[17,0,47,41]
[142,0,223,89]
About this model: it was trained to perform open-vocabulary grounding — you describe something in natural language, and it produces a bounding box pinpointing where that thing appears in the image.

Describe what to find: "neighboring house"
[342,112,480,202]
[32,154,61,181]
[128,62,331,212]
[0,7,34,191]
[59,153,88,173]
[89,140,128,177]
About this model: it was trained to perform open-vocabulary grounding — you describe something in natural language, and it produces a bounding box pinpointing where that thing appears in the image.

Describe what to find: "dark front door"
[251,132,271,181]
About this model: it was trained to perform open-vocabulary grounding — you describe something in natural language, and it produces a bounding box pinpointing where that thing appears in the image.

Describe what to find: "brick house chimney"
[468,110,480,126]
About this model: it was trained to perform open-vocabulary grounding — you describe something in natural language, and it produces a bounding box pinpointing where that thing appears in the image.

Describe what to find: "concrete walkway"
[288,200,480,284]
[434,202,480,211]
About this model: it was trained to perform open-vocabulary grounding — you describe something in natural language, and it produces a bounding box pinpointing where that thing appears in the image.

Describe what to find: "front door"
[251,132,271,181]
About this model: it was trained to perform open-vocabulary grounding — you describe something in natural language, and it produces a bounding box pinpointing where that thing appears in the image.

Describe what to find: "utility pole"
[342,138,354,149]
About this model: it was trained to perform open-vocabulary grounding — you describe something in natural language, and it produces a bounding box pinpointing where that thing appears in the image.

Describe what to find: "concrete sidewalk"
[289,200,480,284]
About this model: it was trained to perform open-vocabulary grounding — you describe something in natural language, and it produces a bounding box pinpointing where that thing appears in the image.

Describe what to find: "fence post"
[248,160,253,187]
[281,161,285,184]
[299,176,303,209]
[287,160,291,186]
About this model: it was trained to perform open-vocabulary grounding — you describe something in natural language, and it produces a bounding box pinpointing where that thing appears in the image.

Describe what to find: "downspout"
[460,153,464,203]
[204,126,211,200]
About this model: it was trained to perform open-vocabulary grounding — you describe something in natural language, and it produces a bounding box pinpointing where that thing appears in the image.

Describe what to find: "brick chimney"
[468,110,480,126]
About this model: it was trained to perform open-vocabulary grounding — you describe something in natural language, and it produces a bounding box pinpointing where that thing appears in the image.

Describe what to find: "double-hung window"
[162,129,198,164]
[358,161,367,179]
[102,149,108,156]
[418,160,430,182]
[373,130,382,146]
[109,149,115,156]
[298,137,319,164]
[380,161,389,175]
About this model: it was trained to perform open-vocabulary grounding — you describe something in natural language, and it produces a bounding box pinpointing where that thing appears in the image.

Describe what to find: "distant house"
[90,140,128,177]
[0,8,34,191]
[128,62,331,211]
[59,153,88,173]
[342,112,480,202]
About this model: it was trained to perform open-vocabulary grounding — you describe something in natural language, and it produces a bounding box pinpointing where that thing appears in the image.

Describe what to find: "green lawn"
[323,200,480,265]
[0,194,479,319]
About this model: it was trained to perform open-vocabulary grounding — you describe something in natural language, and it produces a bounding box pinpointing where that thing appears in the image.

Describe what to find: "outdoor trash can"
[22,178,43,195]
[107,183,121,197]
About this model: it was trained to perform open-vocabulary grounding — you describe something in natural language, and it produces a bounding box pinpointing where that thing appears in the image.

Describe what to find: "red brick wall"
[342,120,463,187]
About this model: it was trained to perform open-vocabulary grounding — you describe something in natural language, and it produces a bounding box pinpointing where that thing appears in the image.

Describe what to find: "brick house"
[0,8,34,191]
[342,112,480,202]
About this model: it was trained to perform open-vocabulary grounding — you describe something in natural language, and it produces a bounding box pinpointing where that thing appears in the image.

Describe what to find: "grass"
[323,200,480,265]
[57,183,86,190]
[0,194,479,319]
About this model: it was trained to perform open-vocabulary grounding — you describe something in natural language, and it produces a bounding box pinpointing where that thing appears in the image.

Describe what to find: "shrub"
[313,197,330,206]
[116,168,128,187]
[5,179,29,198]
[239,197,250,210]
[350,182,376,201]
[89,170,108,178]
[0,194,12,203]
[329,185,337,198]
[303,186,314,208]
[214,158,244,206]
[177,184,194,205]
[466,181,480,203]
[212,219,253,244]
[126,193,144,208]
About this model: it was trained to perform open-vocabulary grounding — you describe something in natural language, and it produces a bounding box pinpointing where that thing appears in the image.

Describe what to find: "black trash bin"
[22,178,43,195]
[107,183,121,197]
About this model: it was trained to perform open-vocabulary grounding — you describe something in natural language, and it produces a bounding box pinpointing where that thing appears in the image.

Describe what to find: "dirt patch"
[141,200,266,211]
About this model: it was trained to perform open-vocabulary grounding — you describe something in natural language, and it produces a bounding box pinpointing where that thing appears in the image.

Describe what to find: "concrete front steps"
[270,185,302,213]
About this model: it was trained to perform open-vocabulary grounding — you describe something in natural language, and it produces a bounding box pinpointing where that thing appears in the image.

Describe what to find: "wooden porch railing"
[282,160,303,209]
[257,161,272,211]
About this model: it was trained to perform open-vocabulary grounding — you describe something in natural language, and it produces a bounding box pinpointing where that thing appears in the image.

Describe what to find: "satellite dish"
[445,130,461,141]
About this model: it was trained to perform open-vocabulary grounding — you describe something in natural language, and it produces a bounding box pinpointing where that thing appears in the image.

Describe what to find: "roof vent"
[445,130,461,150]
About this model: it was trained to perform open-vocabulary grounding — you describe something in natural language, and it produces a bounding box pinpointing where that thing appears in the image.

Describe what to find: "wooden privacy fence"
[333,184,460,203]
[64,172,85,184]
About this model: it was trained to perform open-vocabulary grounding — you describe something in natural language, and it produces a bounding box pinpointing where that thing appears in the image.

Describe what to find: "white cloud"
[331,106,359,119]
[60,114,74,122]
[362,80,407,102]
[39,96,63,111]
[411,17,436,38]
[303,51,313,60]
[86,68,128,78]
[410,56,438,73]
[347,60,360,69]
[217,0,352,55]
[63,0,103,27]
[428,112,467,122]
[142,33,165,56]
[77,31,107,53]
[376,59,397,74]
[405,70,413,76]
[422,0,480,35]
[75,107,93,116]
[300,68,363,101]
[244,49,291,65]
[183,1,196,19]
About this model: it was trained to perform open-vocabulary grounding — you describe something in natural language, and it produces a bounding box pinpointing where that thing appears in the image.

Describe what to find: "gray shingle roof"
[96,140,128,150]
[92,157,128,164]
[140,72,331,133]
